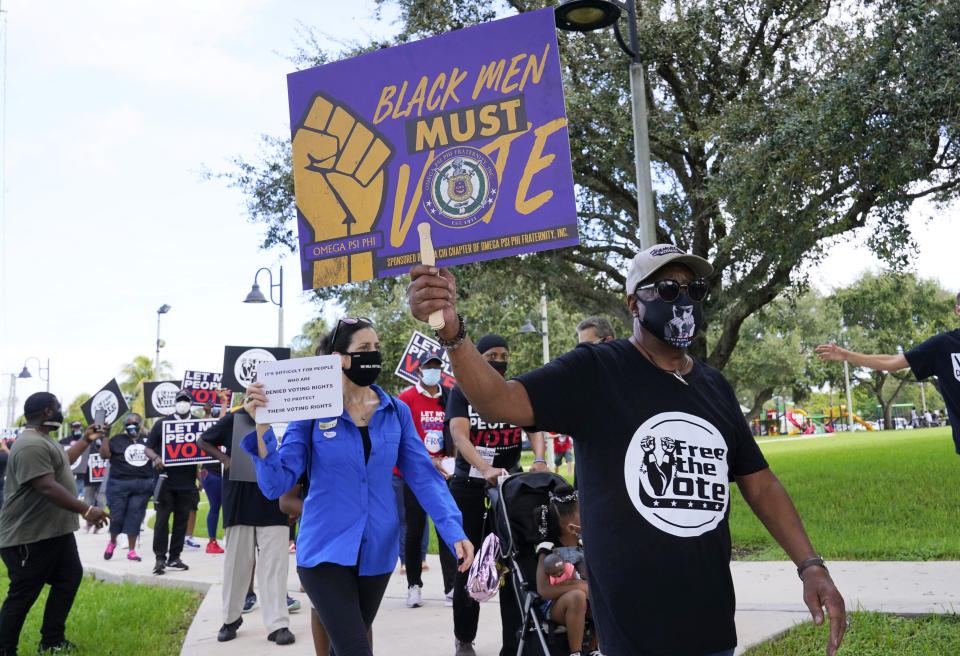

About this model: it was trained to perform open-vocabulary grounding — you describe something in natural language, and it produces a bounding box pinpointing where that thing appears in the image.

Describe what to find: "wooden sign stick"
[417,222,446,331]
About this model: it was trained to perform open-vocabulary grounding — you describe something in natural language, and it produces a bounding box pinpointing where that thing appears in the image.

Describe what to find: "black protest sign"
[87,453,107,483]
[221,346,291,392]
[161,419,220,466]
[180,371,232,408]
[64,442,88,475]
[81,379,129,425]
[144,380,181,418]
[393,331,456,389]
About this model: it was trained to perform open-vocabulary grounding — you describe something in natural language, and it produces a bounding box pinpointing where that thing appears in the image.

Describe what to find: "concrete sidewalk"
[73,526,960,655]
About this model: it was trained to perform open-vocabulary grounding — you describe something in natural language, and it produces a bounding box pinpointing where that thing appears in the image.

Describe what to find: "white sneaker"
[445,589,454,606]
[406,584,422,608]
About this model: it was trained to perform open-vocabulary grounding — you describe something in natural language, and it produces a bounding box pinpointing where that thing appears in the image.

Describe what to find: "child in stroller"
[534,487,601,656]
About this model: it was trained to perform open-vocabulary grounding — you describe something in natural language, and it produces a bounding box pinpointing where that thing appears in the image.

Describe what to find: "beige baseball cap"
[625,244,713,295]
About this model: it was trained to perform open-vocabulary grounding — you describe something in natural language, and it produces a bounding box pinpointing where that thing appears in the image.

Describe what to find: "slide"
[826,406,874,431]
[786,408,816,435]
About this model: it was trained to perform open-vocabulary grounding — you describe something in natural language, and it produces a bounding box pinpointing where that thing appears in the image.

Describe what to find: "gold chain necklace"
[634,338,691,386]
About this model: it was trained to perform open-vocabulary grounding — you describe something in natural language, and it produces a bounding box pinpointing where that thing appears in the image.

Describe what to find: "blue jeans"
[391,473,428,565]
[106,476,153,537]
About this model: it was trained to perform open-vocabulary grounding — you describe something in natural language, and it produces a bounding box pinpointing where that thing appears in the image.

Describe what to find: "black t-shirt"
[516,339,769,656]
[906,329,960,452]
[199,410,287,529]
[445,384,524,476]
[59,435,88,481]
[107,433,154,479]
[147,415,199,490]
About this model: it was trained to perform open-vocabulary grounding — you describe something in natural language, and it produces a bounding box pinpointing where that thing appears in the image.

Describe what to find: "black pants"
[152,486,193,561]
[403,482,457,592]
[449,477,520,655]
[298,563,391,656]
[0,533,84,651]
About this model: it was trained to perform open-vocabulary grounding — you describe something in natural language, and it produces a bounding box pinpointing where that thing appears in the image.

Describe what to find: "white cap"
[625,244,713,295]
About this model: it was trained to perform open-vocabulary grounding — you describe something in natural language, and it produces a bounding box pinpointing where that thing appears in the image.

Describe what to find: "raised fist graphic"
[661,437,676,454]
[640,436,656,454]
[291,92,394,288]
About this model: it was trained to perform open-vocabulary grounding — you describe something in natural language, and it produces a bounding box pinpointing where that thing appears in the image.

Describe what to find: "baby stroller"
[487,471,590,656]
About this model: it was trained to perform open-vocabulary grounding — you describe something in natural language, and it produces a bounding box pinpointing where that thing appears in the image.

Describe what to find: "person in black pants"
[146,390,199,575]
[0,393,109,656]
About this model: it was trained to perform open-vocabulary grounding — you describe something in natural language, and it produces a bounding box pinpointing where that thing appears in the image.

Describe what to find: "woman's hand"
[454,539,475,572]
[243,382,272,432]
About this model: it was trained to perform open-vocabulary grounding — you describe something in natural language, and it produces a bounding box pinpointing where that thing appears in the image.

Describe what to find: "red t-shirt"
[552,433,572,454]
[395,385,447,476]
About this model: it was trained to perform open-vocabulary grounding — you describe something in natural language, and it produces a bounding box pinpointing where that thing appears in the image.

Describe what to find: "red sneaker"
[206,540,225,554]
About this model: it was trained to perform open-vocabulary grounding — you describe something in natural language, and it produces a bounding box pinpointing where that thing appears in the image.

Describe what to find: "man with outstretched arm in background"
[407,244,846,656]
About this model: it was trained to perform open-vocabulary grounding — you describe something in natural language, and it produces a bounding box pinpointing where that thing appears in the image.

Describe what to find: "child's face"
[562,506,581,536]
[545,560,566,577]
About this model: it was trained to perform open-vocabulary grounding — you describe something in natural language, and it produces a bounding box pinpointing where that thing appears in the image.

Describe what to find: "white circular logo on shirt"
[124,443,148,467]
[151,382,179,416]
[234,348,277,389]
[423,430,443,455]
[623,411,729,538]
[91,390,120,424]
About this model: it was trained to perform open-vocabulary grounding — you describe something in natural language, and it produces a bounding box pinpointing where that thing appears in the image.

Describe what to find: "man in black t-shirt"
[409,245,845,656]
[817,291,960,452]
[145,389,199,575]
[198,409,294,646]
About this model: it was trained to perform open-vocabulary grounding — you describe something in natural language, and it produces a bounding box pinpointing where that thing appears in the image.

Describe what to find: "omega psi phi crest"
[422,146,498,229]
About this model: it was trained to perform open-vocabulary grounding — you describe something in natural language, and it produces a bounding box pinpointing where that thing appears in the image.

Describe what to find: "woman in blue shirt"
[241,317,473,656]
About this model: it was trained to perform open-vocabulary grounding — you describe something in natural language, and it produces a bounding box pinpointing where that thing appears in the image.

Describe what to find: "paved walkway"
[73,526,960,655]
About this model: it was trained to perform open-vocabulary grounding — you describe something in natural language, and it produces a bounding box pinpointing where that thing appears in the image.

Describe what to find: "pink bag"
[466,532,502,602]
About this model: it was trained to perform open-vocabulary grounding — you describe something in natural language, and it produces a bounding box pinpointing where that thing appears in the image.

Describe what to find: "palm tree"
[120,355,172,418]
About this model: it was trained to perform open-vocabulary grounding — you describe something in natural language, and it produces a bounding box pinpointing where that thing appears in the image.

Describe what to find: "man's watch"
[797,555,827,580]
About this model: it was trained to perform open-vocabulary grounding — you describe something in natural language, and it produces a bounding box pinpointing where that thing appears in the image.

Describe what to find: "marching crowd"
[6,243,960,656]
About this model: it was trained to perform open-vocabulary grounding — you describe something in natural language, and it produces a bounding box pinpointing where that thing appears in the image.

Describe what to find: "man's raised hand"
[407,265,459,338]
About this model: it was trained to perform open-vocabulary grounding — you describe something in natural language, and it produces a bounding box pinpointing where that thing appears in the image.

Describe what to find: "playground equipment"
[822,405,874,431]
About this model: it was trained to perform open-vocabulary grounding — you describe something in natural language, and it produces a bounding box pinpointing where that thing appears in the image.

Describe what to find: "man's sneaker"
[217,617,242,642]
[166,558,189,571]
[242,591,258,613]
[103,541,116,560]
[267,628,295,645]
[206,539,224,554]
[153,559,165,575]
[445,589,454,606]
[183,536,201,549]
[126,550,141,562]
[406,584,423,608]
[286,596,301,613]
[454,639,476,656]
[288,542,296,553]
[37,639,78,654]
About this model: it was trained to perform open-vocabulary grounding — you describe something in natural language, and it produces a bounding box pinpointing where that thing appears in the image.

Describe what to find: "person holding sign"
[240,317,474,656]
[0,392,109,656]
[407,245,846,656]
[443,333,548,656]
[100,413,153,562]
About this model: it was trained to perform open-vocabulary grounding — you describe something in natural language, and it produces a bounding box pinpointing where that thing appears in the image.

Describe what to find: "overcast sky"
[1,0,957,418]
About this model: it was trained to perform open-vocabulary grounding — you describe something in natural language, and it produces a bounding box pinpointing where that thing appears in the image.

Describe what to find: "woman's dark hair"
[315,317,374,355]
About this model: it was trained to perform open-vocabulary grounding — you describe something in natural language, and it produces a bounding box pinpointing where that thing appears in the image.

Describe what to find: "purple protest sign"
[287,8,579,290]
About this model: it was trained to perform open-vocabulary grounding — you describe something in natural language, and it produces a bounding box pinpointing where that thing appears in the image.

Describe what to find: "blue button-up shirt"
[241,385,467,575]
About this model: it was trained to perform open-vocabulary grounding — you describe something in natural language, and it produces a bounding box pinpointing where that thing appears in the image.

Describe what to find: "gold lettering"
[390,152,435,247]
[501,53,528,93]
[373,85,396,124]
[414,117,449,152]
[427,73,446,112]
[391,80,410,119]
[471,59,505,100]
[441,68,468,109]
[405,76,429,119]
[519,44,551,91]
[449,112,475,142]
[516,118,566,214]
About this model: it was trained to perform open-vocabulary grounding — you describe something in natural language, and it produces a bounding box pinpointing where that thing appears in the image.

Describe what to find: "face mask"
[211,407,221,418]
[489,360,508,377]
[43,410,64,429]
[175,401,191,416]
[72,429,83,437]
[420,368,442,387]
[638,293,703,349]
[343,351,382,387]
[125,423,140,435]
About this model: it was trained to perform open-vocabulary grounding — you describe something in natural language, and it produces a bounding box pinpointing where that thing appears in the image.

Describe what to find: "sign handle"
[417,223,445,331]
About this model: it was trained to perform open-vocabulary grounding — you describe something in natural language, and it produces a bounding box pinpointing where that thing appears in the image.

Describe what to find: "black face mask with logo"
[489,360,508,377]
[343,351,382,387]
[639,293,703,349]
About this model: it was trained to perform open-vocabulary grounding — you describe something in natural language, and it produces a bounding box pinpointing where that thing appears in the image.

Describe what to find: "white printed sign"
[255,355,343,424]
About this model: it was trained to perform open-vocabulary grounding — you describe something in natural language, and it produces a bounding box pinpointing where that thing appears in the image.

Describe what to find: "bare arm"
[450,417,502,485]
[528,431,548,471]
[408,265,535,427]
[535,553,589,600]
[816,342,909,372]
[98,434,112,460]
[737,468,846,656]
[198,437,230,470]
[279,483,303,517]
[65,425,103,463]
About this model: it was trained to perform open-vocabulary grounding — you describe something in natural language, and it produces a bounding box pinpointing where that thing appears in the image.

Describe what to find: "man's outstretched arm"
[815,342,908,372]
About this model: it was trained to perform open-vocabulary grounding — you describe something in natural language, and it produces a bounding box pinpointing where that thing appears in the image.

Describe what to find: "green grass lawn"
[0,563,202,655]
[743,611,960,655]
[728,427,960,560]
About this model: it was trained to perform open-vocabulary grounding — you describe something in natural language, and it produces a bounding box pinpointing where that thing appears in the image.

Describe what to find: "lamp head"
[17,366,31,379]
[244,283,268,304]
[555,0,623,32]
[519,319,540,335]
[158,304,171,314]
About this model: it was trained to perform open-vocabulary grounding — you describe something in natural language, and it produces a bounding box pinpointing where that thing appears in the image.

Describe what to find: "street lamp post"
[18,356,50,392]
[244,266,284,348]
[155,304,171,374]
[555,0,657,248]
[519,290,550,365]
[5,373,17,427]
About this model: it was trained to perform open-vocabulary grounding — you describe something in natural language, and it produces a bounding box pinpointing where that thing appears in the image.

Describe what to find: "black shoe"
[166,558,189,571]
[37,640,78,654]
[267,628,295,645]
[217,617,242,642]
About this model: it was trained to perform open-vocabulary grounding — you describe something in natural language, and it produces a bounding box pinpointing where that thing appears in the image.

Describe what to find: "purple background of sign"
[287,8,579,288]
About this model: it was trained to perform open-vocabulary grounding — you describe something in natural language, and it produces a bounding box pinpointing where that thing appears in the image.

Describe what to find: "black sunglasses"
[329,316,373,352]
[635,278,709,303]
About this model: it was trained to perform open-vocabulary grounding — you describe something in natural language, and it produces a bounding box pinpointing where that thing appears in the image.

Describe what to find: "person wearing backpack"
[241,317,474,656]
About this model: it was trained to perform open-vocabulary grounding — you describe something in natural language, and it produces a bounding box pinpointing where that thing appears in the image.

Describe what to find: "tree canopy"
[224,0,960,372]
